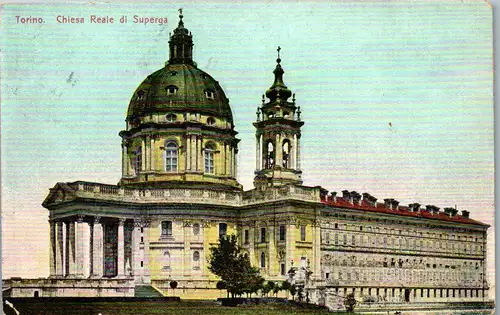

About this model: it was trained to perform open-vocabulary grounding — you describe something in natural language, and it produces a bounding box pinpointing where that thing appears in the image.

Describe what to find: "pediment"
[42,182,77,208]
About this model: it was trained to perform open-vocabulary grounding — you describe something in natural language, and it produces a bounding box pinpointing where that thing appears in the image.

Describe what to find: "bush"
[169,281,178,289]
[344,293,357,312]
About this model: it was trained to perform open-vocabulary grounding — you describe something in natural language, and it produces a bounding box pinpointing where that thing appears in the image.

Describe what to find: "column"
[142,221,151,283]
[292,134,297,169]
[89,222,94,276]
[191,135,197,171]
[122,142,128,176]
[75,216,85,277]
[256,135,260,170]
[92,216,104,277]
[145,135,151,171]
[197,137,202,171]
[150,137,156,171]
[68,221,76,276]
[297,136,301,170]
[65,222,70,276]
[55,221,64,277]
[140,138,146,171]
[268,224,277,276]
[49,220,56,277]
[183,221,191,277]
[118,218,125,277]
[259,135,263,170]
[275,134,282,168]
[132,220,142,283]
[249,224,256,266]
[184,135,189,171]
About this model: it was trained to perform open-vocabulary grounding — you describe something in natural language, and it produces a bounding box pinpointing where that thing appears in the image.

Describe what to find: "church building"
[6,11,491,311]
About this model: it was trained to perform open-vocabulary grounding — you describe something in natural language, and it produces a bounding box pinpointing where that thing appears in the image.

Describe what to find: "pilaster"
[183,220,191,277]
[268,225,277,276]
[65,222,70,276]
[132,220,142,283]
[142,220,151,283]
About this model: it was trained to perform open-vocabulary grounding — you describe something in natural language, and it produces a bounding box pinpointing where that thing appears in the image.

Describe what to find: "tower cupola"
[253,47,304,188]
[168,9,194,65]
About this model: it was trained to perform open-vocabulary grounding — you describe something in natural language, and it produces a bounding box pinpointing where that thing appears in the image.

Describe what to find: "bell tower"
[254,47,304,188]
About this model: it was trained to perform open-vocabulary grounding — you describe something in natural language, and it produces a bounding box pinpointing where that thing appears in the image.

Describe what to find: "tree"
[169,280,178,296]
[281,281,292,299]
[208,234,264,298]
[344,293,357,313]
[290,285,297,301]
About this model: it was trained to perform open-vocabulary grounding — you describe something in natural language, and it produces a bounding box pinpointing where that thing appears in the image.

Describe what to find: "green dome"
[127,63,233,121]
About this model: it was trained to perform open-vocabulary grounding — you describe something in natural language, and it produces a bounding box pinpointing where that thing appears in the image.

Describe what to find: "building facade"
[6,12,491,312]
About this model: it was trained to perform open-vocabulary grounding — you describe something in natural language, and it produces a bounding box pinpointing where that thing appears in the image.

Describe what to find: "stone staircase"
[134,285,164,298]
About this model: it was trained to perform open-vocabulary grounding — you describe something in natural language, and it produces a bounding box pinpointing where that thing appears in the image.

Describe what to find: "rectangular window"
[219,223,227,238]
[244,229,249,244]
[280,263,286,275]
[300,225,306,241]
[279,225,286,241]
[261,227,266,243]
[301,256,307,268]
[161,221,173,236]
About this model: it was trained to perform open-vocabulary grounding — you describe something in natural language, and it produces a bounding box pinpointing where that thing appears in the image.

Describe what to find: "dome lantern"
[168,9,194,65]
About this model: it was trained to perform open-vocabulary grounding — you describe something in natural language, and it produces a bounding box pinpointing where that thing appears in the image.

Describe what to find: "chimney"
[330,191,337,203]
[350,191,361,205]
[342,190,352,203]
[320,188,329,201]
[451,208,458,216]
[392,200,399,210]
[409,203,421,212]
[384,198,397,210]
[362,193,378,207]
[461,210,470,218]
[443,207,454,216]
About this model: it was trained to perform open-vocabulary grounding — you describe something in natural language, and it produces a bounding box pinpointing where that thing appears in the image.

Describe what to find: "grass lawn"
[5,300,350,315]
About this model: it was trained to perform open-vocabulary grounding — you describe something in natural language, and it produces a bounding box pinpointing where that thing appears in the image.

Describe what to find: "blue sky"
[1,2,494,293]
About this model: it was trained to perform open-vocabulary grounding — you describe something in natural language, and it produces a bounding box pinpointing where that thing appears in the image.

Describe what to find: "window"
[207,117,216,126]
[205,89,215,99]
[134,146,142,175]
[165,142,178,172]
[166,113,177,122]
[300,225,306,241]
[265,141,275,168]
[282,140,291,168]
[193,223,200,236]
[261,227,266,243]
[204,144,215,174]
[166,85,178,96]
[260,252,266,268]
[279,225,286,241]
[136,90,146,101]
[193,251,200,261]
[301,257,307,268]
[170,71,178,76]
[219,223,227,238]
[162,251,171,270]
[280,263,286,275]
[244,230,249,244]
[161,221,172,237]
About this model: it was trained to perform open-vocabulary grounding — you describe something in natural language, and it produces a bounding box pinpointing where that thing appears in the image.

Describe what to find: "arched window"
[260,252,266,268]
[193,251,200,262]
[204,89,215,100]
[165,142,178,172]
[206,117,216,126]
[265,141,275,168]
[136,90,146,101]
[166,85,178,96]
[282,140,291,168]
[193,223,200,235]
[134,146,142,175]
[205,143,215,174]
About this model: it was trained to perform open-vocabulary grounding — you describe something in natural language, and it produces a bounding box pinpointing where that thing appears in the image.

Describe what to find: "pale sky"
[1,1,494,297]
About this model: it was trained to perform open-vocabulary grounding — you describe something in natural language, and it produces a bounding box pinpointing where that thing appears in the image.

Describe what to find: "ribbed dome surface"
[127,63,233,121]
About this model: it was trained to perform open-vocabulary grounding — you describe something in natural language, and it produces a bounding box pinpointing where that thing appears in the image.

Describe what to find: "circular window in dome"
[166,113,177,122]
[206,117,216,126]
[204,89,215,100]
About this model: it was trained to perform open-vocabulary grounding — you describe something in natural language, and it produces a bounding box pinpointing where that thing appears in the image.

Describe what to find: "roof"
[126,63,233,121]
[321,196,489,227]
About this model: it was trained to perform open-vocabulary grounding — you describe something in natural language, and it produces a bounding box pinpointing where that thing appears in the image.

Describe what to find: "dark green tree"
[290,285,297,301]
[281,281,292,299]
[208,234,264,298]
